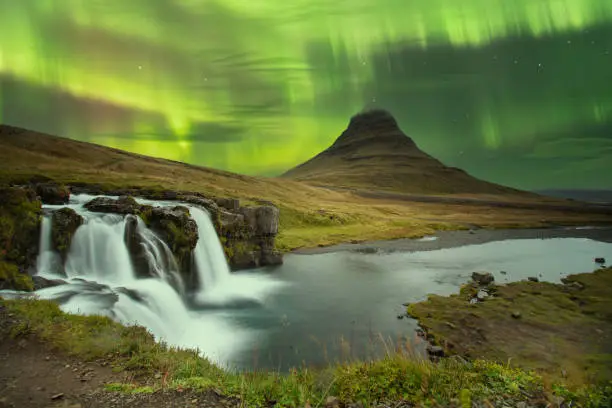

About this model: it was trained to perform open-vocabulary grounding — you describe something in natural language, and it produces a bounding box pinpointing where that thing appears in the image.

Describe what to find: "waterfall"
[190,206,231,291]
[65,216,134,285]
[24,194,282,365]
[36,216,63,278]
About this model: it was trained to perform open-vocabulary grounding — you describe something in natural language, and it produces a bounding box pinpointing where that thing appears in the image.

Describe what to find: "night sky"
[1,0,611,189]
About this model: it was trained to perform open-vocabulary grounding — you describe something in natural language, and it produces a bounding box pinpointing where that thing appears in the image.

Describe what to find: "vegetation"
[407,268,612,387]
[4,297,608,407]
[2,127,612,252]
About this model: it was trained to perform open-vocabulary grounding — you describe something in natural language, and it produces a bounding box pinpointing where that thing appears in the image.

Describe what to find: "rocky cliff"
[0,182,283,291]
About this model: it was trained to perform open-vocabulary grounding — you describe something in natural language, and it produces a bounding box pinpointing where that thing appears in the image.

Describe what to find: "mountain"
[282,110,527,196]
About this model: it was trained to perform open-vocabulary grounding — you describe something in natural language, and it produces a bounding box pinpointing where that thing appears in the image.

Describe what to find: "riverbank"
[293,226,612,255]
[2,298,607,408]
[407,267,612,388]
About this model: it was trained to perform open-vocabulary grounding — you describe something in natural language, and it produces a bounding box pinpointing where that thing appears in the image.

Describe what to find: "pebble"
[51,393,65,400]
[512,311,522,319]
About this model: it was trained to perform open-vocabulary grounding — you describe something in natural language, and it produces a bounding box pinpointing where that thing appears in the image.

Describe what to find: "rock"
[426,345,445,357]
[179,195,220,214]
[260,249,283,267]
[445,322,457,329]
[32,276,66,290]
[51,393,65,400]
[51,207,84,261]
[512,311,522,319]
[35,183,70,204]
[240,206,279,235]
[595,257,606,264]
[325,396,340,408]
[471,271,494,286]
[516,402,527,408]
[214,197,240,211]
[143,206,198,286]
[231,250,258,270]
[527,276,539,282]
[255,206,279,235]
[84,196,142,214]
[500,270,508,275]
[397,314,404,320]
[476,290,489,301]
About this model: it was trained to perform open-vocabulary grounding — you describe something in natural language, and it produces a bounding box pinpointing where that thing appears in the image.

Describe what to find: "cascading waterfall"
[27,195,283,365]
[190,206,231,291]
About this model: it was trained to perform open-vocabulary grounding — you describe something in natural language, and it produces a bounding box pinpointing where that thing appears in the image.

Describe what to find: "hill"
[282,110,528,196]
[1,123,611,251]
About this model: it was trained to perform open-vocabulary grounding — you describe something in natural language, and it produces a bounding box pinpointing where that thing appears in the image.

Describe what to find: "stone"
[325,396,340,408]
[231,250,258,270]
[527,276,539,282]
[512,311,522,319]
[32,276,66,290]
[51,207,84,261]
[145,206,198,276]
[500,270,508,275]
[594,257,606,264]
[397,314,404,320]
[471,271,494,286]
[214,197,240,211]
[445,322,457,329]
[255,206,279,235]
[35,183,70,204]
[260,249,283,267]
[476,290,489,301]
[84,196,142,214]
[51,393,65,400]
[426,345,445,357]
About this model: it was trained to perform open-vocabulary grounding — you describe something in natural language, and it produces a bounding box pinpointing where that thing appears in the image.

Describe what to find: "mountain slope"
[282,110,526,196]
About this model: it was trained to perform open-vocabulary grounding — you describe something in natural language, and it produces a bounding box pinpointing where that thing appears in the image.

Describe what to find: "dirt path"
[0,307,236,408]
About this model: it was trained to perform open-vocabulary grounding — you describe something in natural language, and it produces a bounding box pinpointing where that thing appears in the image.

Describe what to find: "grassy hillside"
[282,110,530,196]
[2,124,612,251]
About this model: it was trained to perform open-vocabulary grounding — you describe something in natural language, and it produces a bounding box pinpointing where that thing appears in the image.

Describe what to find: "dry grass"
[2,125,611,251]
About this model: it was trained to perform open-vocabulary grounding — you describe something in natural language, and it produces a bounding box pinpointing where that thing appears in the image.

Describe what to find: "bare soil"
[0,307,235,408]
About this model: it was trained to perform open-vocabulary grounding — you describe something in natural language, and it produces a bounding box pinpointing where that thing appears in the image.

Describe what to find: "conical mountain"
[282,110,523,195]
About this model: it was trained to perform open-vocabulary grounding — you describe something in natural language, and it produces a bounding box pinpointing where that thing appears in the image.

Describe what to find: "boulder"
[426,344,445,357]
[143,206,198,275]
[35,183,70,205]
[476,290,489,301]
[214,197,240,211]
[260,249,283,267]
[528,276,539,283]
[51,208,84,261]
[84,196,142,214]
[471,271,494,286]
[228,250,258,270]
[179,195,219,215]
[32,275,66,290]
[256,206,279,236]
[123,215,151,279]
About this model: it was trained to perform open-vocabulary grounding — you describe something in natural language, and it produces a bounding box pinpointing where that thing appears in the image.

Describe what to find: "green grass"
[407,268,612,387]
[3,297,609,407]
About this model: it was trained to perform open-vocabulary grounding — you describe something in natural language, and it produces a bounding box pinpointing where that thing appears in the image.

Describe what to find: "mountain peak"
[282,110,521,195]
[331,109,416,151]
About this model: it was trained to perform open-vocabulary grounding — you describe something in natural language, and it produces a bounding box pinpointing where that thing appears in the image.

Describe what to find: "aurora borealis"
[1,0,611,189]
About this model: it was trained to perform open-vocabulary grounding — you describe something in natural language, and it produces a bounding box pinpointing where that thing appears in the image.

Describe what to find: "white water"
[191,206,231,291]
[27,195,283,365]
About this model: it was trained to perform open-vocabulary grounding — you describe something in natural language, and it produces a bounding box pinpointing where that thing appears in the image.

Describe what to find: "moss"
[408,268,612,385]
[0,261,34,291]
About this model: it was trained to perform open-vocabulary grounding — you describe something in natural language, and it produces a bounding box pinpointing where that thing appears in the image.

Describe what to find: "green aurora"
[1,0,611,189]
